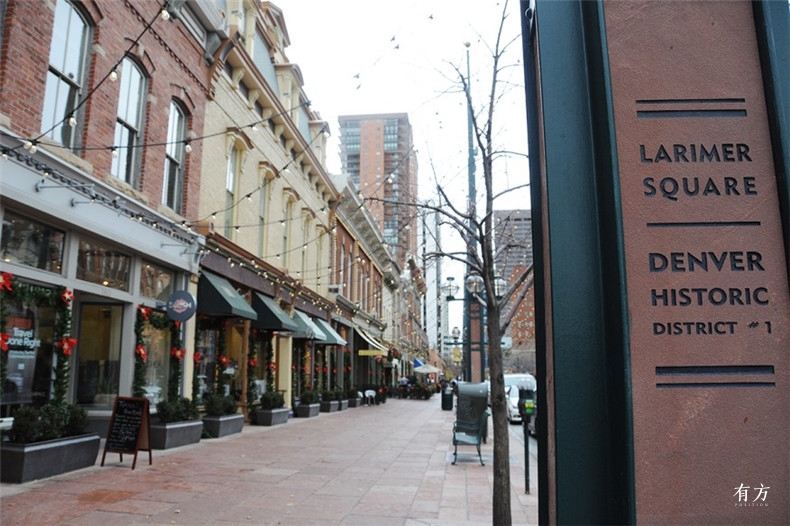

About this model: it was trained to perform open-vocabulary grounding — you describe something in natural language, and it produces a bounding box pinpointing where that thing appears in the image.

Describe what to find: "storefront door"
[75,303,123,408]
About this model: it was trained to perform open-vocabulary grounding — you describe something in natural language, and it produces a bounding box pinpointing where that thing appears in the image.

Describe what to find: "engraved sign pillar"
[526,0,789,523]
[605,1,788,522]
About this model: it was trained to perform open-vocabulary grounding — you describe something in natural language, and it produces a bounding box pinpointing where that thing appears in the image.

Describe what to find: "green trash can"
[442,388,454,410]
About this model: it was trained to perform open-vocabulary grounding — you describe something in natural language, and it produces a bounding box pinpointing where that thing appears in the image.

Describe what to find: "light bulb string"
[28,2,170,152]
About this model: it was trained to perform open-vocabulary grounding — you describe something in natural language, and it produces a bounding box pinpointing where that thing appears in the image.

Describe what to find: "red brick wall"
[0,0,214,221]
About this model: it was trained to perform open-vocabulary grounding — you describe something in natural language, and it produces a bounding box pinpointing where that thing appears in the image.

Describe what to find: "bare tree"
[370,1,534,522]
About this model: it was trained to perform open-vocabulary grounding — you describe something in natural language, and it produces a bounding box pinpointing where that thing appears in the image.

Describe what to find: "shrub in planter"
[2,402,98,484]
[321,389,335,402]
[260,390,285,410]
[155,397,200,423]
[204,394,238,416]
[7,402,89,443]
[298,389,317,405]
[252,390,288,426]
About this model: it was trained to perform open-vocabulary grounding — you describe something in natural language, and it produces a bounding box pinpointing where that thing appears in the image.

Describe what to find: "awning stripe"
[356,327,388,352]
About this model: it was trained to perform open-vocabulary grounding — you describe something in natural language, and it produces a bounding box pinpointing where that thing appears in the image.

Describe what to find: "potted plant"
[294,389,319,418]
[336,388,349,411]
[150,397,202,449]
[346,386,362,408]
[0,277,100,483]
[202,394,243,438]
[252,390,288,426]
[319,389,339,413]
[1,402,100,483]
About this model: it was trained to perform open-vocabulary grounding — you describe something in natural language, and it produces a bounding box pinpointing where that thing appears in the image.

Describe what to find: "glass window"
[139,261,175,301]
[163,100,187,213]
[195,328,217,400]
[76,238,131,291]
[111,58,146,185]
[42,0,90,150]
[76,304,122,407]
[225,147,238,238]
[139,317,171,404]
[1,211,65,273]
[1,299,56,407]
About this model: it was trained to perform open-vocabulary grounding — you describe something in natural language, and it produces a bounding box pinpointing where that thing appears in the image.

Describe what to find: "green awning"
[252,293,299,332]
[197,271,257,320]
[290,310,327,341]
[312,318,347,346]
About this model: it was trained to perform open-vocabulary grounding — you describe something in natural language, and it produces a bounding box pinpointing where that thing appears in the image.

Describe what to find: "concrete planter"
[294,403,320,418]
[320,400,339,413]
[253,408,289,426]
[337,399,349,411]
[150,420,202,449]
[0,433,100,483]
[347,398,362,408]
[202,414,244,438]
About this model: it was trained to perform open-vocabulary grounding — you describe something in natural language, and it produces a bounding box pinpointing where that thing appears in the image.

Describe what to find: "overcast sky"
[271,0,531,208]
[272,1,532,337]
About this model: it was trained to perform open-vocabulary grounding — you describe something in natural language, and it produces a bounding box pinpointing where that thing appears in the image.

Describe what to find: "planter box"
[150,420,202,450]
[347,398,361,408]
[320,400,339,413]
[252,408,289,426]
[202,414,244,438]
[337,399,349,411]
[293,403,320,418]
[0,433,100,483]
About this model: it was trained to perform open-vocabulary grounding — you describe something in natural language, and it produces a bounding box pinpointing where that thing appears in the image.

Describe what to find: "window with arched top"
[163,100,188,213]
[112,58,147,186]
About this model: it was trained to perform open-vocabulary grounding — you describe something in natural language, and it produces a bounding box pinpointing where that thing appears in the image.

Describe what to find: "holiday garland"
[0,272,74,405]
[134,305,182,399]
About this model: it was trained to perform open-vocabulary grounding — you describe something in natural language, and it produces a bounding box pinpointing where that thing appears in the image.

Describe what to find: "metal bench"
[452,409,489,465]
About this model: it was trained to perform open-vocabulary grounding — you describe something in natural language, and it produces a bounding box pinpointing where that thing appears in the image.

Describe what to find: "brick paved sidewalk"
[1,397,537,525]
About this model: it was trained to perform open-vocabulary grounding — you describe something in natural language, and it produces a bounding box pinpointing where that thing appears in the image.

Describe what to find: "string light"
[109,69,118,82]
[160,8,170,20]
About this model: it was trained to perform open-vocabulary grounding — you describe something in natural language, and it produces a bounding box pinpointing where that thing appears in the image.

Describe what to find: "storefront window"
[1,211,65,273]
[76,304,122,407]
[76,238,130,291]
[139,261,174,301]
[139,318,171,405]
[1,300,56,408]
[196,328,218,401]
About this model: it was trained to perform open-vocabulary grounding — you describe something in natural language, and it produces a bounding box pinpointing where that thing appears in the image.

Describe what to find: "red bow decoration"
[56,337,77,356]
[322,366,328,373]
[267,362,276,371]
[332,368,337,374]
[219,355,230,367]
[174,321,180,328]
[292,364,297,372]
[194,351,202,364]
[0,333,9,352]
[137,306,150,320]
[170,347,185,360]
[61,289,74,304]
[249,358,259,367]
[135,345,147,361]
[0,272,13,291]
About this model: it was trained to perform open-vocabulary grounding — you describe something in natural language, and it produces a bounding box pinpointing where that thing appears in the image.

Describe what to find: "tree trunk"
[487,304,512,525]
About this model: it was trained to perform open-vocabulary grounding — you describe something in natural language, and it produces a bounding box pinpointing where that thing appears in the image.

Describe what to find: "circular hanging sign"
[165,290,196,321]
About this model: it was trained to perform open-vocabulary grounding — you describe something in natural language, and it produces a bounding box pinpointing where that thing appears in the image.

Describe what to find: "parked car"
[489,373,537,406]
[506,385,522,424]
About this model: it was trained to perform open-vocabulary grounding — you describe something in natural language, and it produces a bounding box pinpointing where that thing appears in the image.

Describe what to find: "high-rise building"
[337,113,418,263]
[337,113,427,359]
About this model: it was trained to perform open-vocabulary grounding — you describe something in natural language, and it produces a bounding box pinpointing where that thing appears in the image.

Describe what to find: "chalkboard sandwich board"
[101,396,152,470]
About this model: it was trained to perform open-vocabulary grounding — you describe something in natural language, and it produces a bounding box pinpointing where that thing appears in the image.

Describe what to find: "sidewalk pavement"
[1,396,538,525]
